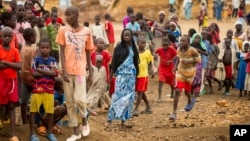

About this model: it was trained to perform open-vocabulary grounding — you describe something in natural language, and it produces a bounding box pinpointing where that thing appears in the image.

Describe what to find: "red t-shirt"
[46,17,64,26]
[246,53,250,73]
[155,47,177,75]
[91,50,111,80]
[212,31,220,45]
[238,9,243,18]
[0,46,21,79]
[105,21,115,44]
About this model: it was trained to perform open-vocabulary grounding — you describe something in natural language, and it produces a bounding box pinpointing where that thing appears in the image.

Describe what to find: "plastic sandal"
[169,114,177,121]
[46,133,57,141]
[185,98,196,112]
[37,126,47,136]
[30,135,40,141]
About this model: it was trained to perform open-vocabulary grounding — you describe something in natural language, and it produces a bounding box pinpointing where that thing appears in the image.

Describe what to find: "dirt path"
[1,19,250,141]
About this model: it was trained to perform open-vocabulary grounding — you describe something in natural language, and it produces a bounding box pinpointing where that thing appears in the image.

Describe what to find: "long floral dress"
[107,47,136,121]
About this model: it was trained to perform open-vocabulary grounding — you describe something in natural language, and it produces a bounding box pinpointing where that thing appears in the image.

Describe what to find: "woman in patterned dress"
[106,29,139,128]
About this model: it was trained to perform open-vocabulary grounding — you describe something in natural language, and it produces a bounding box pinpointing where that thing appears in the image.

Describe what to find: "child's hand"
[62,71,70,82]
[166,60,172,65]
[150,68,155,78]
[153,54,158,61]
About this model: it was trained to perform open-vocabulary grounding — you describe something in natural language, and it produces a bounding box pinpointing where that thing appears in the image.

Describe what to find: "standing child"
[169,35,201,121]
[104,13,115,55]
[155,37,177,101]
[244,45,250,100]
[37,17,48,40]
[56,6,94,140]
[47,12,60,63]
[92,15,109,45]
[218,38,237,95]
[0,27,21,141]
[29,38,58,141]
[87,55,109,113]
[206,33,222,93]
[20,28,37,124]
[133,37,154,116]
[236,41,250,96]
[226,4,233,21]
[91,38,111,81]
[13,4,31,47]
[126,14,140,42]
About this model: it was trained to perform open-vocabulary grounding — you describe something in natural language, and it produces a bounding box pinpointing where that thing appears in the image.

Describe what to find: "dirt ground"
[1,19,250,141]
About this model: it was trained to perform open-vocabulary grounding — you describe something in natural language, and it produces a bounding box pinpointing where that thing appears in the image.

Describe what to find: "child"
[222,29,240,54]
[155,37,177,101]
[47,12,60,63]
[236,41,250,96]
[92,15,109,45]
[122,6,134,28]
[46,7,64,26]
[91,38,111,81]
[126,14,140,42]
[209,23,220,45]
[13,4,31,47]
[29,16,40,48]
[29,38,58,141]
[133,37,154,116]
[226,4,232,21]
[9,0,17,14]
[190,33,207,97]
[202,12,209,29]
[20,28,37,124]
[0,27,21,141]
[37,17,48,40]
[168,4,176,17]
[87,55,108,113]
[56,6,94,140]
[218,38,237,95]
[138,30,154,53]
[169,35,201,121]
[244,45,250,100]
[206,33,222,93]
[84,21,89,27]
[104,13,115,55]
[246,13,250,38]
[166,22,180,44]
[36,77,67,136]
[0,12,19,49]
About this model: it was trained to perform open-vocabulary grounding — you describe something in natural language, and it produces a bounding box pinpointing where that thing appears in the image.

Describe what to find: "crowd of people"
[0,0,250,141]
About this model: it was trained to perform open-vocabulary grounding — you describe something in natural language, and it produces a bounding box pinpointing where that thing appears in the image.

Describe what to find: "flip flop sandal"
[185,98,196,112]
[37,126,47,136]
[141,110,153,114]
[10,136,20,141]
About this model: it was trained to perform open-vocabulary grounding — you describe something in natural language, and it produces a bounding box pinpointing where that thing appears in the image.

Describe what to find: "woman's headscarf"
[234,20,243,27]
[191,33,207,50]
[240,41,250,57]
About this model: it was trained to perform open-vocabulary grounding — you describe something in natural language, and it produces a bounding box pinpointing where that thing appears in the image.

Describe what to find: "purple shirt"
[122,15,130,28]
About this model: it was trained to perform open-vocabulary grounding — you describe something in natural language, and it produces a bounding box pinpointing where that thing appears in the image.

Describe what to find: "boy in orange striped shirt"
[169,35,201,121]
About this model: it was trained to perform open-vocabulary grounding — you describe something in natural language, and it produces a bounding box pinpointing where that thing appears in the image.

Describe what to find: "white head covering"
[241,41,250,57]
[17,1,25,6]
[158,11,166,15]
[234,20,243,27]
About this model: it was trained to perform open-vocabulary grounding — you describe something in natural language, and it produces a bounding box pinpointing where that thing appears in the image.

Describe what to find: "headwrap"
[191,33,207,51]
[234,20,243,27]
[158,11,166,15]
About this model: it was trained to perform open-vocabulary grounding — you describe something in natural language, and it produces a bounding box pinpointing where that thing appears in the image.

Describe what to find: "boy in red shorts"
[218,38,237,95]
[133,37,154,116]
[169,35,201,121]
[155,37,177,101]
[0,27,21,141]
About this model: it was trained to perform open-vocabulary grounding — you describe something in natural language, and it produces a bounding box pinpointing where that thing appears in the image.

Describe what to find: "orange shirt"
[56,26,94,75]
[0,46,21,79]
